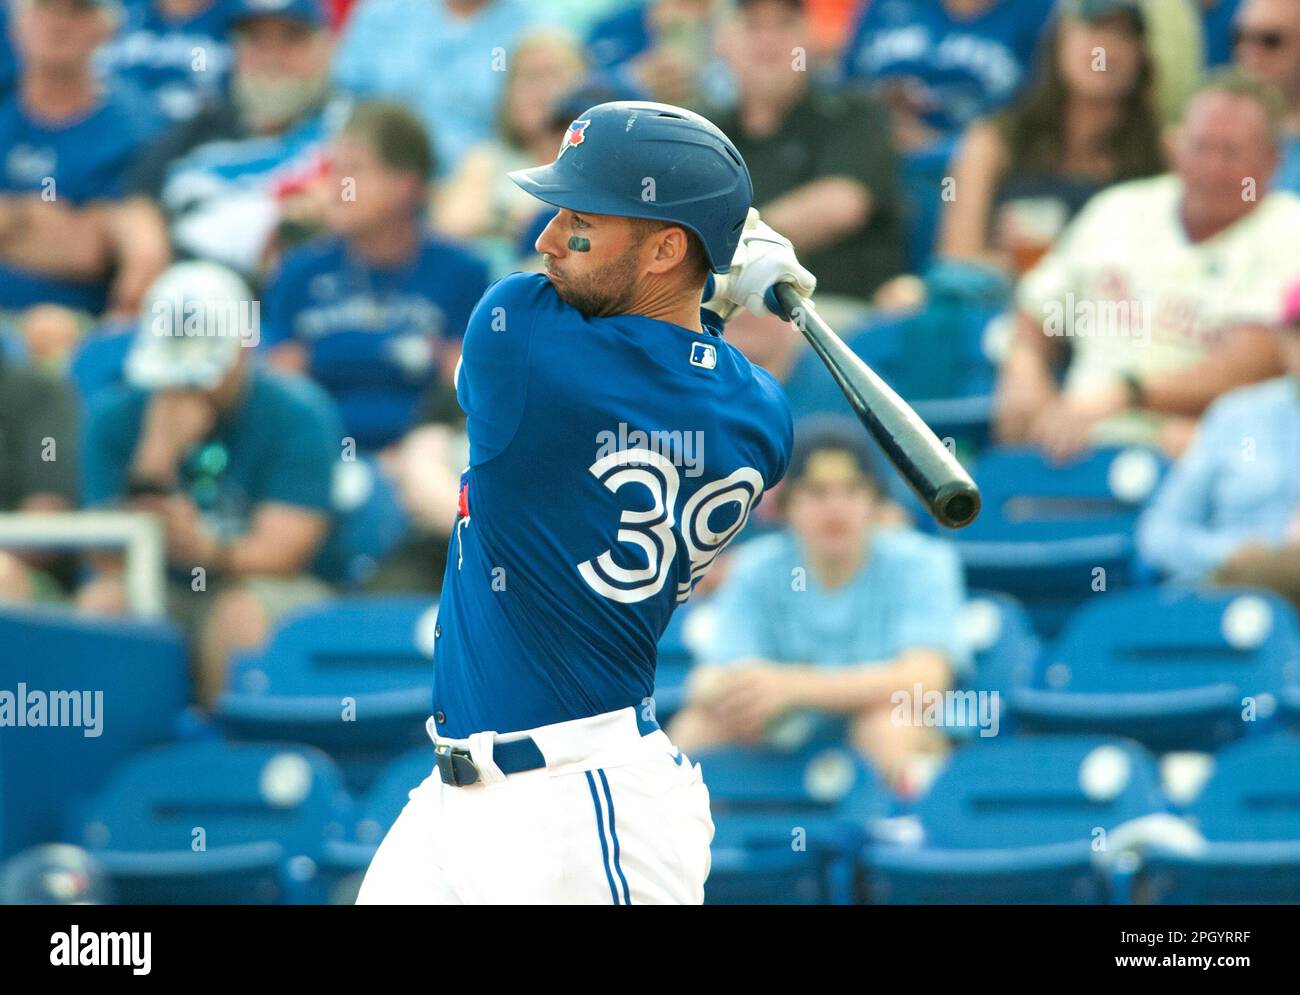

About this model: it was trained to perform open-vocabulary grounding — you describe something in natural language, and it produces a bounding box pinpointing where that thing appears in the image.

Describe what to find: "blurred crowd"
[0,0,1298,790]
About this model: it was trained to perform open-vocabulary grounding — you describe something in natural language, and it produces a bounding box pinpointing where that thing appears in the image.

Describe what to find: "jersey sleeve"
[752,365,795,490]
[457,271,544,465]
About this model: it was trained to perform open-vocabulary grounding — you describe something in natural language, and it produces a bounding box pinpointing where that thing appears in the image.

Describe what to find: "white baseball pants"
[356,707,714,904]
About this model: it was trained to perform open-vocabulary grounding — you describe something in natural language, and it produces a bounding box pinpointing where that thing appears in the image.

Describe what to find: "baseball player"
[357,101,816,905]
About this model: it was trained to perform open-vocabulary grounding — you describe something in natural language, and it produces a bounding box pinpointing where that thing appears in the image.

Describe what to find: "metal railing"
[0,512,166,618]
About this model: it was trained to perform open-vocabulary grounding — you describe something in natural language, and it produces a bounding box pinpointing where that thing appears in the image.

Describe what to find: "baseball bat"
[773,282,981,530]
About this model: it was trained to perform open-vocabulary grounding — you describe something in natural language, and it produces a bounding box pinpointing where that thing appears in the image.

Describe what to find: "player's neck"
[625,280,704,334]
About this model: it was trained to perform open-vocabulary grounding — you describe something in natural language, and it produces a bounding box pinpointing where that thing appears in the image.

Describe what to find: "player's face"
[535,209,644,317]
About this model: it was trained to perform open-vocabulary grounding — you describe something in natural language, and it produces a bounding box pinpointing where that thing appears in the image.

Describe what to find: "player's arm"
[455,273,541,465]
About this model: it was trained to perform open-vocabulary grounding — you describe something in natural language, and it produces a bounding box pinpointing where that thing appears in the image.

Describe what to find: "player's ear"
[645,226,690,277]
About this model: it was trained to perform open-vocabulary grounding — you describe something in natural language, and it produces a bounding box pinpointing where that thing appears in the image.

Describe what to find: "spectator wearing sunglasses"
[1234,0,1300,193]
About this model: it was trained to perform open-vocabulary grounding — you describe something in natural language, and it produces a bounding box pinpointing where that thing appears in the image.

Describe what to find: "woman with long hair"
[937,0,1166,273]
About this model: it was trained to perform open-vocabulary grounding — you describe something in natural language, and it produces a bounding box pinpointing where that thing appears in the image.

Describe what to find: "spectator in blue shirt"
[332,0,542,177]
[96,0,239,123]
[262,101,489,451]
[669,417,968,787]
[1137,280,1300,608]
[1233,0,1300,194]
[841,0,1054,152]
[0,0,165,320]
[77,261,341,707]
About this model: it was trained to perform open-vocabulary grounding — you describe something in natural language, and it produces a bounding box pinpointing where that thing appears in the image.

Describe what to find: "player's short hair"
[627,217,711,286]
[1186,68,1286,145]
[341,101,437,182]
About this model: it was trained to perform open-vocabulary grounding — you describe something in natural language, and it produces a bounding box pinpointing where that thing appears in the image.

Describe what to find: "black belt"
[433,711,662,786]
[434,737,546,786]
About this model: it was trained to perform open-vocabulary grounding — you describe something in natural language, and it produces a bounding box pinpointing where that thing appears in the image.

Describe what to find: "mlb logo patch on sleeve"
[689,342,717,370]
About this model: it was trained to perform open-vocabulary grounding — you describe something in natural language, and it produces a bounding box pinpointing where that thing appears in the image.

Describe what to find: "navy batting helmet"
[509,101,754,274]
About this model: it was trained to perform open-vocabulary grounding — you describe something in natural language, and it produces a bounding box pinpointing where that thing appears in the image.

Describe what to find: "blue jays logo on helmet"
[559,119,590,158]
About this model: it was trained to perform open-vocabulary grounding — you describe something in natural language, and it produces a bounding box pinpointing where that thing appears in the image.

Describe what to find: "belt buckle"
[434,742,479,787]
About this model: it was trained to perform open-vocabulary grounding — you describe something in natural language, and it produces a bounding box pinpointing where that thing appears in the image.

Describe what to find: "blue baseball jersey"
[96,0,237,122]
[260,232,489,450]
[841,0,1054,135]
[432,273,793,738]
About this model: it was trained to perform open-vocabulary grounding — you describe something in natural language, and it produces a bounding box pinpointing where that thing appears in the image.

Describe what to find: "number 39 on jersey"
[576,446,765,605]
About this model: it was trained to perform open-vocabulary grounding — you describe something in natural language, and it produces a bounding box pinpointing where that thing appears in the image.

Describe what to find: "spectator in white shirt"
[994,70,1300,461]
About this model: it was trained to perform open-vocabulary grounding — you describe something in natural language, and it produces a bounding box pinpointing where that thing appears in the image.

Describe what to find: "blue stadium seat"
[0,606,188,860]
[1136,734,1300,903]
[946,591,1040,741]
[312,456,411,588]
[216,597,436,792]
[864,736,1165,903]
[70,740,353,904]
[1011,589,1300,751]
[952,446,1168,635]
[694,743,887,904]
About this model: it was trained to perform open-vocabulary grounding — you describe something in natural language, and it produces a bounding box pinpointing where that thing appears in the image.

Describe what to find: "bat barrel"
[772,282,981,530]
[932,479,981,530]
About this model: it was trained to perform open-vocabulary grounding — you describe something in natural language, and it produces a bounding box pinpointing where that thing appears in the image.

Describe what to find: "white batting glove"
[704,208,817,320]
